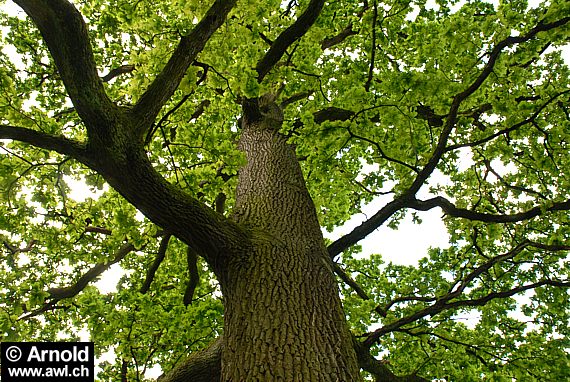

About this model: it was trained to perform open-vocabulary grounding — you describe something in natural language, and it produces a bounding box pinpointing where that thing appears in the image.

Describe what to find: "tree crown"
[1,0,569,380]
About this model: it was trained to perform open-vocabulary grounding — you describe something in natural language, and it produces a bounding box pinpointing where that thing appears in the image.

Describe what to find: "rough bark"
[158,338,222,382]
[157,335,430,382]
[218,97,361,381]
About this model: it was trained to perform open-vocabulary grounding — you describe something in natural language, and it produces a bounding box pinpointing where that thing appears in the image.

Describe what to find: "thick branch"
[255,0,325,81]
[408,16,570,196]
[0,124,91,164]
[407,17,569,197]
[92,149,248,273]
[157,338,222,382]
[354,337,429,382]
[313,106,356,123]
[14,0,118,128]
[131,0,237,128]
[409,196,570,223]
[291,105,357,132]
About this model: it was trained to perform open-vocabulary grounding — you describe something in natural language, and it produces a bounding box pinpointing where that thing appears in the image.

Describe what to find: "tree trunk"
[218,98,361,381]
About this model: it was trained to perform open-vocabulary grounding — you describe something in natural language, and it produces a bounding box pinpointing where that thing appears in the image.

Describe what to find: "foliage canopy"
[0,0,569,380]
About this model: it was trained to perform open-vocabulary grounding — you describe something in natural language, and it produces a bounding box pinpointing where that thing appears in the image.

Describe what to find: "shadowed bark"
[157,338,222,382]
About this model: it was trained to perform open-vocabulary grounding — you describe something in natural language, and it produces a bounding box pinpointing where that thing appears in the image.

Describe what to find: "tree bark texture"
[218,98,361,381]
[158,338,222,382]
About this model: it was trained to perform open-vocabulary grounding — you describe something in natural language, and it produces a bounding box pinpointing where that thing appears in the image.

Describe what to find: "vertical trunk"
[219,99,360,381]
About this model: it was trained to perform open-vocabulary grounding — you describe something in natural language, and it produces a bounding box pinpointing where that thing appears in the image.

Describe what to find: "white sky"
[325,191,450,264]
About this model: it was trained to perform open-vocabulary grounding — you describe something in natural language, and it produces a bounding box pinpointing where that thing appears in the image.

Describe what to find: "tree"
[0,0,569,380]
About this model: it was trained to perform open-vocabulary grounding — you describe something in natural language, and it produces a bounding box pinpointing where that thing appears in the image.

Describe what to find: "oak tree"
[1,0,569,380]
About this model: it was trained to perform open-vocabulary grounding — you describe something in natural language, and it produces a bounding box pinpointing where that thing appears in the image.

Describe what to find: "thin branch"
[346,127,420,173]
[409,16,570,197]
[355,339,429,382]
[362,241,570,349]
[458,17,569,103]
[2,239,37,255]
[408,196,570,223]
[121,359,128,382]
[320,3,369,50]
[350,176,393,197]
[145,93,193,145]
[47,242,136,300]
[376,295,437,318]
[482,158,547,200]
[18,301,69,321]
[333,263,370,300]
[446,90,570,152]
[256,0,325,81]
[444,279,569,310]
[280,91,314,108]
[140,234,172,294]
[363,277,569,349]
[397,329,502,365]
[85,226,113,235]
[328,196,410,259]
[321,24,357,50]
[184,247,200,306]
[193,61,210,86]
[243,22,274,46]
[364,0,378,92]
[101,64,136,82]
[290,67,329,101]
